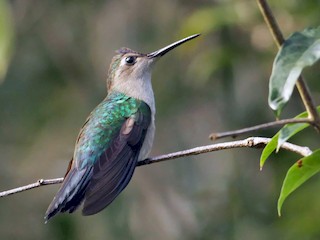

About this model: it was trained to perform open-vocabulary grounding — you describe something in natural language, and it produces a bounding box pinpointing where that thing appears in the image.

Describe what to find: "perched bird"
[45,34,200,221]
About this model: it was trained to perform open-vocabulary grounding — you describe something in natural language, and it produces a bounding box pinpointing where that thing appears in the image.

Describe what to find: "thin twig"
[256,0,284,48]
[256,0,320,130]
[0,178,64,198]
[0,137,312,198]
[210,118,312,140]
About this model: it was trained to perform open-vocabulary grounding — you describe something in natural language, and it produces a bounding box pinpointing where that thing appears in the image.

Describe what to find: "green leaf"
[259,106,318,169]
[277,106,320,151]
[260,106,319,169]
[278,149,320,216]
[0,0,14,83]
[260,133,279,170]
[277,122,309,152]
[268,26,320,115]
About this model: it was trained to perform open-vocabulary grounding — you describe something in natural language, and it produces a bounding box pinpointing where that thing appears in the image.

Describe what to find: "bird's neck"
[109,76,155,116]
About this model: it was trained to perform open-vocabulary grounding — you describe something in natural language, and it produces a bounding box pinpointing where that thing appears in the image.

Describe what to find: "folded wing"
[82,108,151,215]
[45,97,151,221]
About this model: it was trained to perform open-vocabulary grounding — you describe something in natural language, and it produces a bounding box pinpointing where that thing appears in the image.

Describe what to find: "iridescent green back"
[74,91,150,169]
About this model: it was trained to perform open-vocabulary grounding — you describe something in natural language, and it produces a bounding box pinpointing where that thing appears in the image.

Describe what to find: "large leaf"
[278,149,320,216]
[259,107,320,169]
[268,26,320,115]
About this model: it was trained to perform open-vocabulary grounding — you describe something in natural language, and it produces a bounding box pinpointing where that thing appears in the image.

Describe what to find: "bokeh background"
[1,0,320,239]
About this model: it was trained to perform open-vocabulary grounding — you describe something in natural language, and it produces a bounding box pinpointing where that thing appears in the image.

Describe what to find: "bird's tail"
[44,166,92,222]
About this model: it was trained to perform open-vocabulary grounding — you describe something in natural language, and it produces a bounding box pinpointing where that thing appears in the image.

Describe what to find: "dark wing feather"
[82,109,150,216]
[45,165,93,221]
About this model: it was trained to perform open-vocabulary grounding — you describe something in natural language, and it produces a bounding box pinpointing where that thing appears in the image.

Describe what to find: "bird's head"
[106,34,200,92]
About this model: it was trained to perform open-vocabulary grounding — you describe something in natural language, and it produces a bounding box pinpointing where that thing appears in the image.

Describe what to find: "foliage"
[268,27,320,115]
[278,150,320,216]
[262,25,320,215]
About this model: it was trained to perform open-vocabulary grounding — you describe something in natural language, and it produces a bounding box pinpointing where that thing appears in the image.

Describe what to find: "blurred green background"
[0,0,320,239]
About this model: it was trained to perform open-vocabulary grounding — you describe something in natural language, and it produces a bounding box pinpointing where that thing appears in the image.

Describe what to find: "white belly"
[138,118,155,161]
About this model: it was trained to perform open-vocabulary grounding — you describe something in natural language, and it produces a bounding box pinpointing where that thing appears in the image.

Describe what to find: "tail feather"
[44,167,92,222]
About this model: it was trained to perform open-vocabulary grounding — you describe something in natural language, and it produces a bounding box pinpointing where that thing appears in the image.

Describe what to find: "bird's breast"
[138,115,155,161]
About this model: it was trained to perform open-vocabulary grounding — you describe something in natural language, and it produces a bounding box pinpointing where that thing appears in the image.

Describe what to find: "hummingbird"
[44,34,200,221]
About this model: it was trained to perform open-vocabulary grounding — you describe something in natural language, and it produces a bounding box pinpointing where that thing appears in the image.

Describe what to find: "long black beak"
[147,34,200,58]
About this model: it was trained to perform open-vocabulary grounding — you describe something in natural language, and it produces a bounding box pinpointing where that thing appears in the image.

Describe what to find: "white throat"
[112,72,156,116]
[112,71,156,161]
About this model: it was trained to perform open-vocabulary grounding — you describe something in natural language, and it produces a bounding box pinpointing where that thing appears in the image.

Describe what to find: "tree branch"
[0,137,312,198]
[209,118,312,140]
[256,0,320,130]
[0,178,64,198]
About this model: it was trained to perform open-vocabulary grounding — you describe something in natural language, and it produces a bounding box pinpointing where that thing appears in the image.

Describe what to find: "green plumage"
[75,91,149,169]
[45,90,152,220]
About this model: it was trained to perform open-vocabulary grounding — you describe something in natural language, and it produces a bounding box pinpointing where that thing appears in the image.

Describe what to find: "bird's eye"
[125,56,136,65]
